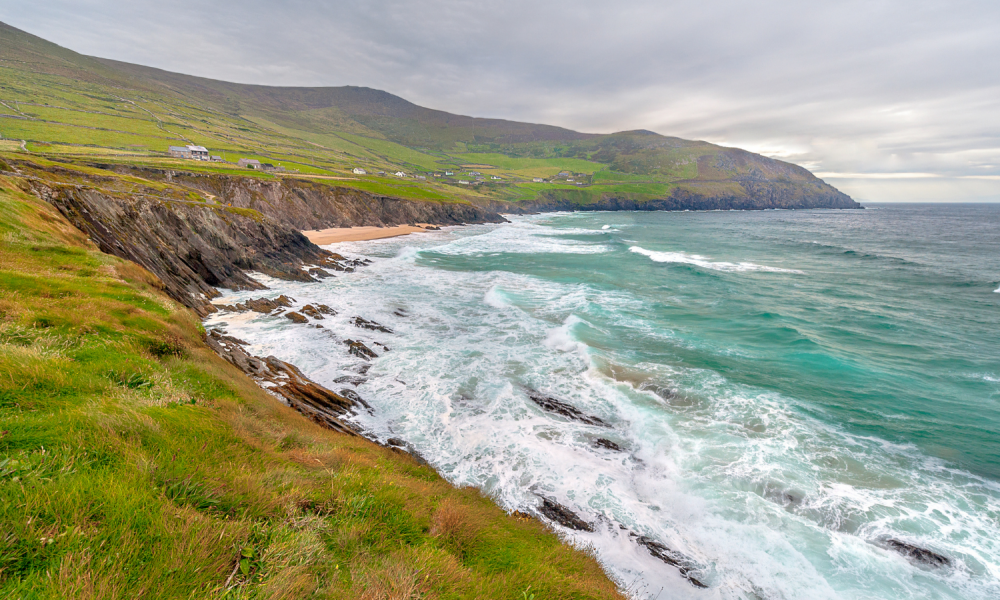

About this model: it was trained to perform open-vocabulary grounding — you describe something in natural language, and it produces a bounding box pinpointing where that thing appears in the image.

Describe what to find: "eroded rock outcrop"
[205,329,362,435]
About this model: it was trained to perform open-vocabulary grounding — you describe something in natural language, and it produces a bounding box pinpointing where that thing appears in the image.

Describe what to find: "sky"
[3,0,999,202]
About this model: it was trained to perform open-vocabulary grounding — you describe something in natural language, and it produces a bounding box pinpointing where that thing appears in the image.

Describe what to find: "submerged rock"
[307,267,333,279]
[536,496,594,532]
[880,539,951,568]
[594,438,623,451]
[636,536,709,588]
[345,339,378,360]
[334,375,368,387]
[523,387,610,427]
[352,317,393,334]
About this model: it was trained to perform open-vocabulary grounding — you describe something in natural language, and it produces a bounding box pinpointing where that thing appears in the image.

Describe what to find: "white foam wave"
[602,224,611,230]
[208,215,1000,600]
[994,286,999,293]
[630,246,805,274]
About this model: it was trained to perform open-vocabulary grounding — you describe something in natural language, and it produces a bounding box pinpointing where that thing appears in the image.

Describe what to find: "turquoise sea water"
[207,205,1000,599]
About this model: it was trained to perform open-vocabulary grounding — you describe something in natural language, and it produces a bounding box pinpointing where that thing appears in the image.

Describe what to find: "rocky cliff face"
[25,179,335,315]
[97,165,508,230]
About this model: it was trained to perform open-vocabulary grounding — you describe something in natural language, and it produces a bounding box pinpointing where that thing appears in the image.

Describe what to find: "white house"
[491,175,502,180]
[415,175,427,180]
[394,171,407,177]
[445,171,454,176]
[352,168,367,175]
[237,158,262,169]
[532,178,545,183]
[187,145,209,160]
[458,180,470,185]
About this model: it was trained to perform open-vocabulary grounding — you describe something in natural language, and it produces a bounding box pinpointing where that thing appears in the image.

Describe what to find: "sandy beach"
[302,224,440,244]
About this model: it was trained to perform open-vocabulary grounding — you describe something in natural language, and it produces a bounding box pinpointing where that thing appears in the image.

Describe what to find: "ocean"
[205,204,1000,599]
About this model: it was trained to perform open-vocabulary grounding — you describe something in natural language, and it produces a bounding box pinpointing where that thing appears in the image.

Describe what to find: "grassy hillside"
[0,168,625,597]
[0,21,855,209]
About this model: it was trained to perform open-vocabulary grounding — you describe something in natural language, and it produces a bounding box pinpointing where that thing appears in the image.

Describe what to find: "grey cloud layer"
[4,0,999,200]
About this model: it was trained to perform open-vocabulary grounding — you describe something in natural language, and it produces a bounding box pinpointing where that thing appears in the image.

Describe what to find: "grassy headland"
[0,173,625,597]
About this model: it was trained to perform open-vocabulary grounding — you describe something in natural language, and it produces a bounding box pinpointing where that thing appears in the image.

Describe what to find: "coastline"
[302,223,441,245]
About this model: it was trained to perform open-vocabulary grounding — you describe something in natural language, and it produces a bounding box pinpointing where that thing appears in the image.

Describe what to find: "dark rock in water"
[523,387,610,427]
[636,536,708,588]
[236,295,294,314]
[424,225,442,231]
[386,437,406,448]
[352,316,393,333]
[308,267,333,279]
[316,304,336,315]
[345,339,378,360]
[285,311,308,324]
[339,388,373,412]
[881,539,951,568]
[300,304,324,320]
[334,375,368,387]
[393,309,408,317]
[594,438,623,451]
[373,341,391,352]
[536,496,594,532]
[353,364,371,375]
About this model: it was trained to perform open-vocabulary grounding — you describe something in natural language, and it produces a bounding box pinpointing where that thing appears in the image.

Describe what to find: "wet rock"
[636,536,708,588]
[338,388,373,413]
[594,438,623,451]
[393,309,408,317]
[372,341,391,352]
[345,339,378,360]
[300,305,324,319]
[285,311,308,324]
[353,364,371,375]
[424,225,442,231]
[523,387,610,427]
[316,304,336,315]
[235,295,294,313]
[204,330,363,436]
[334,375,368,387]
[386,437,406,448]
[352,317,393,334]
[307,267,333,279]
[881,539,951,568]
[536,496,594,532]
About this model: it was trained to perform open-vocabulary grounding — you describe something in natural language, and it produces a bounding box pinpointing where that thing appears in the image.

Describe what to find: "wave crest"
[630,246,805,274]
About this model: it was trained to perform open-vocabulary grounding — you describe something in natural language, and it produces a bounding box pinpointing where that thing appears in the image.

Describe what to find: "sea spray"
[207,206,1000,599]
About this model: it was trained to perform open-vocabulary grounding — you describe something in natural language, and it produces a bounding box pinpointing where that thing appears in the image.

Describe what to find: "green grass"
[456,153,602,176]
[0,174,625,598]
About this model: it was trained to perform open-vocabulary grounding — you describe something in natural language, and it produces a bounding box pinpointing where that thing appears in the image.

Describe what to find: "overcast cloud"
[3,0,999,201]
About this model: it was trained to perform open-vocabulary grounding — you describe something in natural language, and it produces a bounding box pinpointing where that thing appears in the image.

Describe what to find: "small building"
[168,146,191,159]
[491,175,502,180]
[210,156,223,162]
[187,145,209,160]
[394,171,406,178]
[567,178,574,182]
[558,171,570,177]
[444,171,454,176]
[458,180,470,185]
[352,167,367,175]
[532,178,545,183]
[377,171,386,176]
[238,159,262,169]
[469,171,481,176]
[415,175,427,180]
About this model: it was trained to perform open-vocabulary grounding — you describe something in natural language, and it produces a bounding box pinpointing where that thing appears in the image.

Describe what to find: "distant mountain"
[0,21,859,210]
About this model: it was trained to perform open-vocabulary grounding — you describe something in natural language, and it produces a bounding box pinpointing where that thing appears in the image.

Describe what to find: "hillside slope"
[0,21,859,211]
[0,161,625,599]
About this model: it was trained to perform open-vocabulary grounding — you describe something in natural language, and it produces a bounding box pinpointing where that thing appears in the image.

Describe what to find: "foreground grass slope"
[0,21,856,210]
[0,173,624,598]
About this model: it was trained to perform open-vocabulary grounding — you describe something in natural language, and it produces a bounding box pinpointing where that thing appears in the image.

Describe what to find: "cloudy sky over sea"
[4,0,998,201]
